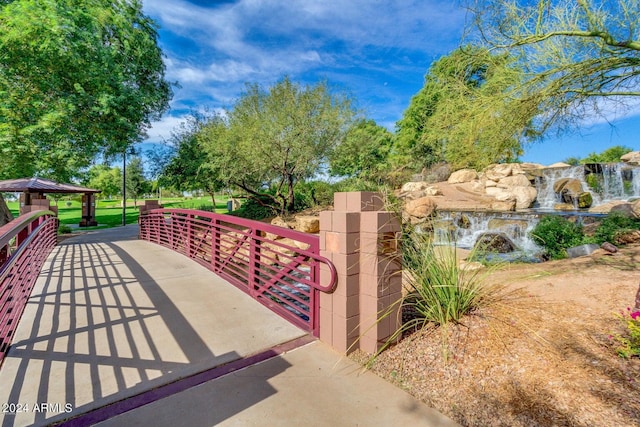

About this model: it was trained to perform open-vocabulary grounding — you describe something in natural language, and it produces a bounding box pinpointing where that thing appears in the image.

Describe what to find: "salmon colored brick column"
[319,191,402,354]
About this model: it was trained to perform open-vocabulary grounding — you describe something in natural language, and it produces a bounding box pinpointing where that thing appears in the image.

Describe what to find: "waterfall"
[534,166,600,210]
[434,211,542,253]
[534,163,640,210]
[600,163,640,202]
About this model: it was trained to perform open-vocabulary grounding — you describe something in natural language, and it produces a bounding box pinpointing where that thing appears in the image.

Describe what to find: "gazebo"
[0,178,101,226]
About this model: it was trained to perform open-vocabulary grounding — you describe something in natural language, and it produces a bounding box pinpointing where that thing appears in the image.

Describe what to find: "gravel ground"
[350,244,640,427]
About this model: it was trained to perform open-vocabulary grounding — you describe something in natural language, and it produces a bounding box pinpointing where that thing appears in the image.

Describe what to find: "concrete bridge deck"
[0,226,456,427]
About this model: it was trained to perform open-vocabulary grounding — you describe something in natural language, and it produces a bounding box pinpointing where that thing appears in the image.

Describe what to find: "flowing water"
[534,164,640,210]
[434,210,543,254]
[431,163,640,259]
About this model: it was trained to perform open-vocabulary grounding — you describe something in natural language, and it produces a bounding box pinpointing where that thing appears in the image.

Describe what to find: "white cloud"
[577,98,640,128]
[144,115,187,143]
[142,0,466,139]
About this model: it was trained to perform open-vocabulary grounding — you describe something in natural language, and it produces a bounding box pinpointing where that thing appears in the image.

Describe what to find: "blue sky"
[141,0,639,166]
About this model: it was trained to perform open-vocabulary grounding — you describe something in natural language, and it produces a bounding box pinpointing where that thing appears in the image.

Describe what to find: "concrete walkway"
[0,226,457,427]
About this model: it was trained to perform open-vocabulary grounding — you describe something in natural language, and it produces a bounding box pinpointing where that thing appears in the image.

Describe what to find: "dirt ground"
[350,244,640,427]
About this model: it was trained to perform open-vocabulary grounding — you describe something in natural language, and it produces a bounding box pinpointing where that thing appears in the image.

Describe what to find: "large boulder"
[553,177,583,195]
[271,216,290,229]
[484,164,514,181]
[553,178,590,206]
[576,192,593,209]
[448,169,478,184]
[547,162,572,168]
[401,181,430,193]
[588,200,629,214]
[295,215,320,233]
[631,199,640,218]
[497,174,531,188]
[511,186,538,209]
[486,185,536,209]
[610,202,635,217]
[485,186,515,201]
[399,182,443,200]
[621,151,640,165]
[266,216,292,240]
[404,197,437,219]
[473,232,518,253]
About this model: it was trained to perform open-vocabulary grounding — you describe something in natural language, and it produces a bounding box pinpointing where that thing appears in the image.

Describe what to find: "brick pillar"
[319,192,402,354]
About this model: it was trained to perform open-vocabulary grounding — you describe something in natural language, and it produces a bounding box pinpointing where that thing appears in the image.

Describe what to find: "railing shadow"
[0,228,290,426]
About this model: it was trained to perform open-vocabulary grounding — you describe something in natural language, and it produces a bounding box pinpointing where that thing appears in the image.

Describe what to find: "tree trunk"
[0,193,15,227]
[286,174,295,213]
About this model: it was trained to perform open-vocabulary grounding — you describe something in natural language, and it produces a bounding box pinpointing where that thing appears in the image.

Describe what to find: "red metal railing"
[139,209,337,336]
[0,210,59,364]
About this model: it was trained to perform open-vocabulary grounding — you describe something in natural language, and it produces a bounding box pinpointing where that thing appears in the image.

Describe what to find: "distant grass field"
[6,196,229,230]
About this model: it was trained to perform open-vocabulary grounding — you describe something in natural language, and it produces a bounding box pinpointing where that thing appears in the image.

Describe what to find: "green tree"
[563,156,582,166]
[467,0,640,133]
[202,77,355,214]
[329,119,394,183]
[161,112,224,205]
[84,164,122,199]
[394,76,442,171]
[581,145,633,163]
[125,156,150,208]
[0,0,171,224]
[395,47,537,171]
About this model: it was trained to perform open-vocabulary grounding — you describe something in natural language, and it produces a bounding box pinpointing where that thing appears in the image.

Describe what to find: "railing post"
[211,218,220,273]
[169,212,176,249]
[186,213,193,257]
[319,192,402,354]
[248,227,261,298]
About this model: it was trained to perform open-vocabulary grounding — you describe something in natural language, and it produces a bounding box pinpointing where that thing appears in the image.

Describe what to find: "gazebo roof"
[0,177,101,194]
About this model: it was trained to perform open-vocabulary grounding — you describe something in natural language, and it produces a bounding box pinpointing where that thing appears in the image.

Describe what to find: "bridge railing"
[0,210,59,363]
[138,209,337,337]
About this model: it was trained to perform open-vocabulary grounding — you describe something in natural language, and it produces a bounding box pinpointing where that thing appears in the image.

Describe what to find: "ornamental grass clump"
[401,231,504,329]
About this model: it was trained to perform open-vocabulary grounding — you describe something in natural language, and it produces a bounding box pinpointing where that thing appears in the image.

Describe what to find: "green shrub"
[58,224,73,234]
[230,195,277,220]
[295,181,335,210]
[529,215,585,260]
[593,212,640,244]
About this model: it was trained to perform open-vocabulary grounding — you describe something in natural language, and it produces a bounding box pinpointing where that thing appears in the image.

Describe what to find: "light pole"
[122,145,136,227]
[122,148,127,226]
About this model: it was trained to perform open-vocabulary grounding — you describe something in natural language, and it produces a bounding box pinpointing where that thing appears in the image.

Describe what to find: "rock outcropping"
[398,163,541,223]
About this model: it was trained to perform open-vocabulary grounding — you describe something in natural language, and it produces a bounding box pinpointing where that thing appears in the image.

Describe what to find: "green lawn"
[6,196,229,230]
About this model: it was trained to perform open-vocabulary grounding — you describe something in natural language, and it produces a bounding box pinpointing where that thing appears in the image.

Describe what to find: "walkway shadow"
[0,227,294,426]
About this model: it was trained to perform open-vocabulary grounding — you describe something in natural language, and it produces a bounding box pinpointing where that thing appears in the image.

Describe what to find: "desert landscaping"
[351,244,640,426]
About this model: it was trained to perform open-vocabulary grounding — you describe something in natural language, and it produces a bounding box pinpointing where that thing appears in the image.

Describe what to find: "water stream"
[434,210,542,253]
[534,164,640,210]
[431,163,640,259]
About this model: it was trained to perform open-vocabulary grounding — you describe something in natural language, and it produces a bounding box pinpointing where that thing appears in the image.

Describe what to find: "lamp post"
[122,145,137,227]
[122,149,127,226]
